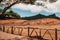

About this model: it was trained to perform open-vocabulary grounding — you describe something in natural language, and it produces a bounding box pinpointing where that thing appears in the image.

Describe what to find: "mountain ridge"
[21,14,59,20]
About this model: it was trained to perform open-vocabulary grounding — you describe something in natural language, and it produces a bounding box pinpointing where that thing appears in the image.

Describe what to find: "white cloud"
[28,5,43,12]
[45,4,58,12]
[12,3,44,13]
[12,0,60,13]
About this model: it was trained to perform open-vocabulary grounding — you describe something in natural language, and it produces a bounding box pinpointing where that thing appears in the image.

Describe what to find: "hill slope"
[0,18,60,26]
[21,14,59,20]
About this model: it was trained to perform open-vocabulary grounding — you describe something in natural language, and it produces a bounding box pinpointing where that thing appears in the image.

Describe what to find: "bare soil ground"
[0,18,60,26]
[0,31,25,40]
[0,18,60,40]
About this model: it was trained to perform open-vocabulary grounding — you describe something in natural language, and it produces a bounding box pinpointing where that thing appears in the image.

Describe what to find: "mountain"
[21,14,46,20]
[21,14,59,20]
[47,14,59,19]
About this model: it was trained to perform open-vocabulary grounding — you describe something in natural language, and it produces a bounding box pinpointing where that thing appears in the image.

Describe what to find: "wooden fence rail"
[0,26,60,40]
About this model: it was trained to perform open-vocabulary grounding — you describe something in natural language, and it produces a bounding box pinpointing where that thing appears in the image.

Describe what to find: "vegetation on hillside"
[0,10,20,19]
[0,8,2,12]
[21,14,59,20]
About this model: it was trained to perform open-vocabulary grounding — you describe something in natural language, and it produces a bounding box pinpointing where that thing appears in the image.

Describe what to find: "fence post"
[11,26,14,34]
[3,26,5,32]
[39,29,41,37]
[0,26,2,31]
[55,28,58,40]
[28,27,30,36]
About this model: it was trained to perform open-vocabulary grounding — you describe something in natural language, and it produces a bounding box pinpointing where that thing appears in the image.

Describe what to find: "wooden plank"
[55,28,58,40]
[3,26,5,32]
[11,26,14,34]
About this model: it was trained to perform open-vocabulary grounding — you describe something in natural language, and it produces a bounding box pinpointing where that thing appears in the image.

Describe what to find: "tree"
[30,0,35,4]
[2,0,18,14]
[30,0,32,4]
[8,10,20,19]
[0,0,3,3]
[0,8,2,12]
[0,0,21,19]
[3,10,21,19]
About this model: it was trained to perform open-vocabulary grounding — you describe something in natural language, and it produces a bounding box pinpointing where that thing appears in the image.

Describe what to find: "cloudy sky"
[12,0,60,17]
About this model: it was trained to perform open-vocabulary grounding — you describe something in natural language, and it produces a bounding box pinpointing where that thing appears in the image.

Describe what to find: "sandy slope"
[0,31,24,39]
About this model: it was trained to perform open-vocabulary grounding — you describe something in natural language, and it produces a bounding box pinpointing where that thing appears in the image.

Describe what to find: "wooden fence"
[0,26,60,40]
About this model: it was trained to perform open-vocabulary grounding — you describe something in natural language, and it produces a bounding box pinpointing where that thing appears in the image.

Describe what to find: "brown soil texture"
[0,18,60,26]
